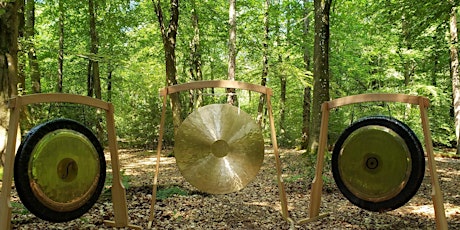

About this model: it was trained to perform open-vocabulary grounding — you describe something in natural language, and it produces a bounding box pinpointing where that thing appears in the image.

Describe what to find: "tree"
[449,1,460,154]
[188,0,203,111]
[3,0,458,150]
[57,0,63,92]
[25,0,40,93]
[301,0,313,150]
[306,0,332,155]
[257,0,269,126]
[227,0,237,104]
[0,0,20,169]
[153,0,182,135]
[87,0,101,99]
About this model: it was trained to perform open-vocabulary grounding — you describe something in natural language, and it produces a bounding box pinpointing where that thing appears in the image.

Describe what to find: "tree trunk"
[301,1,312,150]
[306,0,332,155]
[88,0,104,143]
[431,35,439,87]
[57,0,63,92]
[25,0,40,93]
[400,16,414,87]
[0,1,20,168]
[86,61,92,96]
[89,0,100,99]
[302,87,311,149]
[449,3,460,155]
[189,0,203,110]
[257,0,269,127]
[107,63,113,102]
[154,0,182,136]
[227,0,237,105]
[279,73,286,143]
[17,0,24,95]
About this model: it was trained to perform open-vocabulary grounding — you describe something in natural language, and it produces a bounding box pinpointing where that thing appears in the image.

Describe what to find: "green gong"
[332,116,425,212]
[14,118,106,222]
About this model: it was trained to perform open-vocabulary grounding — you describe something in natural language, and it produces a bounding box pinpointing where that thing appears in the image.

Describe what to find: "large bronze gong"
[14,118,106,222]
[332,116,425,212]
[174,104,264,194]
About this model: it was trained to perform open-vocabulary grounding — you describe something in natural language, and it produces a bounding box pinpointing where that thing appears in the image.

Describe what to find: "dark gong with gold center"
[174,104,264,194]
[14,118,106,222]
[332,116,425,212]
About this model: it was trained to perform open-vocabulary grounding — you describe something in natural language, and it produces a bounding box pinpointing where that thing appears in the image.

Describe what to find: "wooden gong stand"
[0,94,140,229]
[148,80,293,227]
[300,93,447,229]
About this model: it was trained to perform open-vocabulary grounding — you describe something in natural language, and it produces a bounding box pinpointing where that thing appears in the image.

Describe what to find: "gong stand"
[0,94,140,229]
[301,93,447,229]
[148,80,292,227]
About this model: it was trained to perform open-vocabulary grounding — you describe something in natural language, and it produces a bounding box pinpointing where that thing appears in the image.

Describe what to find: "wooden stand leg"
[148,92,168,228]
[419,99,448,230]
[0,103,20,230]
[104,104,141,229]
[266,92,294,224]
[308,102,330,219]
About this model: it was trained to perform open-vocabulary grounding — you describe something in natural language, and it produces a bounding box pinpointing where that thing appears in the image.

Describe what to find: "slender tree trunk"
[302,87,311,149]
[187,57,194,112]
[449,3,460,155]
[279,72,286,141]
[17,0,24,95]
[189,0,203,110]
[0,1,20,168]
[25,0,40,93]
[89,0,100,99]
[301,1,312,149]
[86,61,92,96]
[227,0,237,105]
[153,0,182,135]
[107,63,113,102]
[87,0,104,143]
[257,0,269,127]
[210,53,215,96]
[57,0,64,92]
[306,0,332,155]
[400,16,414,87]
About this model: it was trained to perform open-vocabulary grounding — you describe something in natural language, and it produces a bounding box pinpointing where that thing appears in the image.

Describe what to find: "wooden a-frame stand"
[0,94,140,229]
[147,80,293,228]
[300,93,448,229]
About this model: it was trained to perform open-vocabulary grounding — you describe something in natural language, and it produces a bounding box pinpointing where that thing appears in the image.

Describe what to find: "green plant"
[157,186,188,200]
[11,202,29,215]
[284,174,305,183]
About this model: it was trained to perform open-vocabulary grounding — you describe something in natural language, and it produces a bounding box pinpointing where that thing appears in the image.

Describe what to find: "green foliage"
[18,0,459,150]
[156,186,189,200]
[11,202,29,215]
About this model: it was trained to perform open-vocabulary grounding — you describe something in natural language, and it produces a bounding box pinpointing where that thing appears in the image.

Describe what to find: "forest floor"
[3,147,460,229]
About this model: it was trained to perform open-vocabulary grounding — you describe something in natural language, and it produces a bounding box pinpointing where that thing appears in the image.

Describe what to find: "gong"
[174,104,264,194]
[14,118,106,222]
[332,116,425,212]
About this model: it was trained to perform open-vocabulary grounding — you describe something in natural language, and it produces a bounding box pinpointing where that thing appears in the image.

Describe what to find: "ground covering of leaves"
[3,148,460,229]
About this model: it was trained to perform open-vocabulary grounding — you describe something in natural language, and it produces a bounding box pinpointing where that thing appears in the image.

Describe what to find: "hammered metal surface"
[29,129,101,211]
[175,104,264,194]
[337,125,411,202]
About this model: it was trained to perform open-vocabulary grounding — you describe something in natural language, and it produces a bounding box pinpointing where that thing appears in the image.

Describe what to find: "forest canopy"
[14,0,459,150]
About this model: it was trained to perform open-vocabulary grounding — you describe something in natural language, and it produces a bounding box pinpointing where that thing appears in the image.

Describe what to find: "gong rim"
[332,116,425,212]
[174,104,264,194]
[14,118,106,222]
